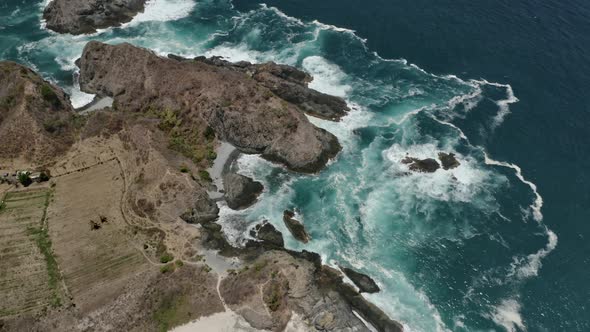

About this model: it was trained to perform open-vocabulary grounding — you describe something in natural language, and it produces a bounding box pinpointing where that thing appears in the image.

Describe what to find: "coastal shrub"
[0,95,16,110]
[158,108,181,132]
[18,173,32,187]
[206,147,217,161]
[39,172,50,182]
[175,260,184,267]
[160,263,175,273]
[264,283,283,311]
[204,126,215,141]
[159,252,174,264]
[43,116,68,134]
[198,170,212,182]
[40,83,61,107]
[179,165,189,173]
[0,201,5,212]
[253,260,267,273]
[70,114,87,130]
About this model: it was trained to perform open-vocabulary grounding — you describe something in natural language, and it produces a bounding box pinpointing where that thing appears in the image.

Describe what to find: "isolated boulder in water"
[340,266,380,293]
[223,173,263,210]
[438,152,460,170]
[283,210,311,243]
[402,156,440,173]
[249,220,284,248]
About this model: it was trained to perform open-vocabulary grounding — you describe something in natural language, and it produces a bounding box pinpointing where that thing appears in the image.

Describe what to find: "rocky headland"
[77,41,342,173]
[43,0,146,34]
[0,40,402,332]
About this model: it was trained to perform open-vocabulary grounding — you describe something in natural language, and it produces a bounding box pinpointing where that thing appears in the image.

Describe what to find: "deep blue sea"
[2,0,589,331]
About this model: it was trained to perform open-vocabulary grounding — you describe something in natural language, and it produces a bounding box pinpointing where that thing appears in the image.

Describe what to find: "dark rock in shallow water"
[249,220,284,248]
[283,210,311,243]
[402,156,440,173]
[43,0,146,35]
[338,284,404,332]
[223,173,263,210]
[340,266,380,293]
[438,152,460,170]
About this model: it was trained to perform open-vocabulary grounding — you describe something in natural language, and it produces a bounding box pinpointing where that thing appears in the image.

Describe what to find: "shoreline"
[195,143,403,332]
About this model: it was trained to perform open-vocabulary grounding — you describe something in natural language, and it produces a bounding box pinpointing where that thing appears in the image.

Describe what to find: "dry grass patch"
[46,160,148,312]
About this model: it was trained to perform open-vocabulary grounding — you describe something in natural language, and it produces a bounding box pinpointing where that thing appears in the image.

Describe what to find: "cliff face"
[43,0,146,35]
[78,41,345,173]
[0,61,75,163]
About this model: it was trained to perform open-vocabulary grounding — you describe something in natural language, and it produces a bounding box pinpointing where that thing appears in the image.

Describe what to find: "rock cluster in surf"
[402,152,461,173]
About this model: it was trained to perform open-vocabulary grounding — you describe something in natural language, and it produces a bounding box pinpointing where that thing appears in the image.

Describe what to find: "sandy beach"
[76,96,114,114]
[207,142,240,200]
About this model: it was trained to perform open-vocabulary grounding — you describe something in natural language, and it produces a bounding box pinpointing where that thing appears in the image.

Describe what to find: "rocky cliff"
[77,41,344,173]
[43,0,146,35]
[0,61,76,163]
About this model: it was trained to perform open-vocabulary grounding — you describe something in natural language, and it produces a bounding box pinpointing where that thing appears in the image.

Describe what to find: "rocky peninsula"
[78,41,341,173]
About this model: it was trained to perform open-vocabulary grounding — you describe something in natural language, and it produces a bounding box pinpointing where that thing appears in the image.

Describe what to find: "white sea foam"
[471,79,519,128]
[302,56,352,98]
[260,4,305,26]
[508,227,558,279]
[69,88,95,109]
[489,299,526,332]
[428,115,470,141]
[492,84,518,128]
[446,84,483,114]
[483,152,543,221]
[204,43,266,63]
[126,0,196,26]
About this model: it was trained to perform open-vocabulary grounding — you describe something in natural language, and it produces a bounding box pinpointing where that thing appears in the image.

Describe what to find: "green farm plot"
[0,189,64,317]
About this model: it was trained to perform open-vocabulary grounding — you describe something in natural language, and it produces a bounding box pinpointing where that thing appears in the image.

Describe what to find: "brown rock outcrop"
[43,0,146,35]
[78,41,342,173]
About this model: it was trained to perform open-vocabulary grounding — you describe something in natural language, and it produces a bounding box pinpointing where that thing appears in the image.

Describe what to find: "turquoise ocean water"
[2,0,586,330]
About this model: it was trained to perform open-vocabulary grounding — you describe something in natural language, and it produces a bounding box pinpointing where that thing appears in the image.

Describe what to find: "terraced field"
[0,188,63,318]
[46,159,148,312]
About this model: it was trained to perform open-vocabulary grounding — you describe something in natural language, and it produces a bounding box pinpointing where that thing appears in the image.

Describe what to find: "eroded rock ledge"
[43,0,146,35]
[172,54,351,121]
[78,41,344,173]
